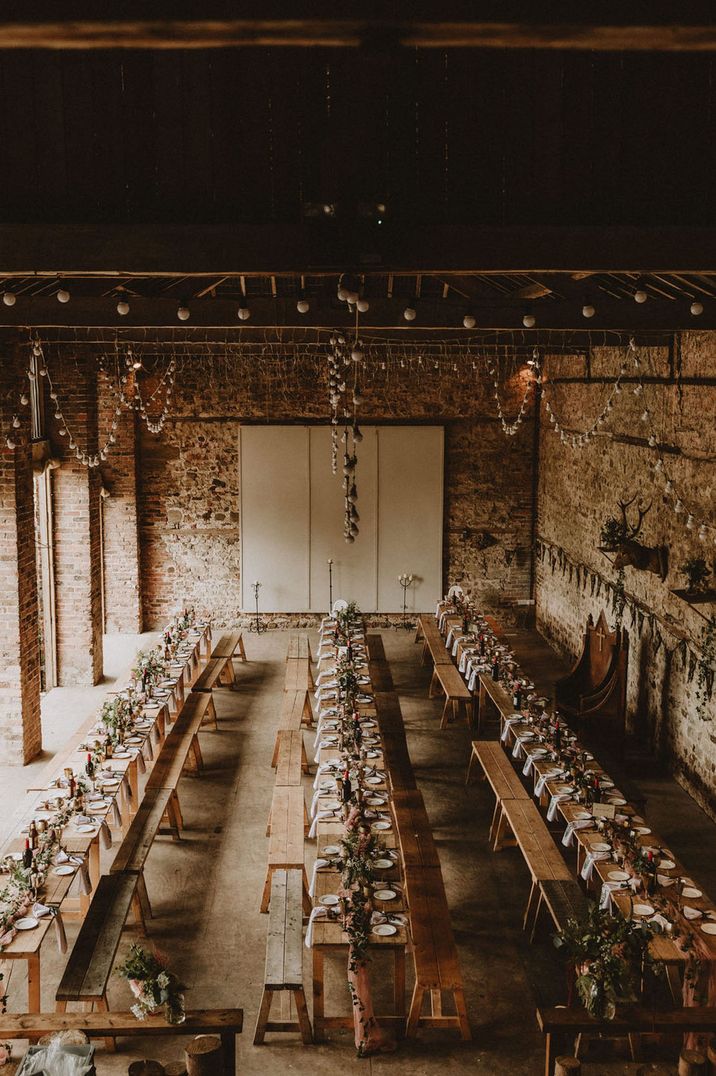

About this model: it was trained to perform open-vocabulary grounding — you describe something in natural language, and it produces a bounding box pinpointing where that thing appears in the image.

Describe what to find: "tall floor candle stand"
[397,573,415,630]
[249,580,263,634]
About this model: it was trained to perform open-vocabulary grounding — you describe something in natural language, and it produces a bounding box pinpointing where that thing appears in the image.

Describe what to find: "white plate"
[374,889,397,901]
[125,737,143,745]
[574,811,592,820]
[75,824,97,834]
[373,858,393,869]
[683,906,702,920]
[87,804,107,813]
[632,904,654,917]
[609,797,627,806]
[683,886,703,899]
[635,826,651,835]
[319,894,339,906]
[591,842,611,852]
[366,750,380,759]
[366,776,383,785]
[314,858,330,870]
[54,865,75,876]
[372,821,391,831]
[15,917,39,930]
[322,845,341,856]
[608,870,630,882]
[366,797,385,806]
[112,751,130,759]
[702,922,716,935]
[659,859,676,870]
[373,923,397,936]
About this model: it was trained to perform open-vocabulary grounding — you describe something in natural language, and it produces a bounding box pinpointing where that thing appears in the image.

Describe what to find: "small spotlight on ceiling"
[177,305,190,321]
[690,301,704,316]
[634,285,648,304]
[238,303,251,321]
[522,313,536,328]
[582,303,595,319]
[296,297,310,314]
[403,306,416,322]
[463,314,476,329]
[2,290,16,307]
[57,287,71,304]
[116,299,130,316]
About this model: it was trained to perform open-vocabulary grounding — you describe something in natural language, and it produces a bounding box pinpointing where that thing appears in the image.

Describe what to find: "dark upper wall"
[0,47,713,228]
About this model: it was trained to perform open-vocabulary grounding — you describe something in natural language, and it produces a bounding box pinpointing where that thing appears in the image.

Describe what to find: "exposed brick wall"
[0,349,42,763]
[132,357,537,629]
[50,354,103,685]
[98,370,142,633]
[535,333,716,815]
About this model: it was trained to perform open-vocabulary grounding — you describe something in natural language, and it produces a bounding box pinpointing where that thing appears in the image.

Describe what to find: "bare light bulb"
[237,305,251,321]
[582,304,595,319]
[116,300,130,316]
[57,288,70,304]
[356,298,370,313]
[690,301,704,316]
[634,289,648,304]
[177,305,190,321]
[403,306,416,321]
[463,314,476,329]
[522,313,536,328]
[2,291,16,307]
[296,298,310,314]
[337,285,350,302]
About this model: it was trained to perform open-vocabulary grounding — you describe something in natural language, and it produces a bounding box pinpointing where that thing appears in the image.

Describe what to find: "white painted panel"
[377,427,444,612]
[309,426,378,612]
[240,426,310,611]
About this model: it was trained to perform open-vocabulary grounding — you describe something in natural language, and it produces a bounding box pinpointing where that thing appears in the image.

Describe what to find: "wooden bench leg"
[522,880,538,932]
[190,733,204,772]
[465,748,477,786]
[161,789,183,840]
[406,983,425,1038]
[492,806,508,852]
[414,622,424,643]
[300,739,310,774]
[302,870,312,916]
[94,994,116,1053]
[430,989,442,1017]
[428,668,439,698]
[260,869,272,914]
[253,988,273,1044]
[137,871,152,920]
[453,987,471,1041]
[131,887,148,935]
[236,635,247,662]
[394,948,406,1023]
[529,892,545,944]
[202,695,219,730]
[312,948,325,1043]
[271,734,281,768]
[301,693,313,727]
[294,988,313,1044]
[488,799,500,845]
[439,696,451,730]
[421,640,430,665]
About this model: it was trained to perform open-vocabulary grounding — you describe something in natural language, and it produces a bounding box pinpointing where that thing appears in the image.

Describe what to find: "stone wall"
[535,333,716,815]
[133,354,537,629]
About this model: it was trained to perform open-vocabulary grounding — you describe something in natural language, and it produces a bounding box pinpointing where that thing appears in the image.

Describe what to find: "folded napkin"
[535,770,562,799]
[141,738,154,762]
[314,741,339,764]
[511,738,527,760]
[55,849,70,863]
[547,792,572,822]
[0,927,17,948]
[99,819,112,850]
[501,715,522,744]
[136,751,146,775]
[76,859,92,895]
[562,818,594,847]
[522,749,548,777]
[308,809,340,839]
[581,850,610,882]
[109,799,122,828]
[657,873,675,887]
[371,910,407,927]
[312,762,338,789]
[305,906,329,947]
[316,669,336,685]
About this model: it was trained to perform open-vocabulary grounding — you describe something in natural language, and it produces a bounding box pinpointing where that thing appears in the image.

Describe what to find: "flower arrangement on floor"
[554,903,653,1019]
[117,944,186,1024]
[0,1041,11,1068]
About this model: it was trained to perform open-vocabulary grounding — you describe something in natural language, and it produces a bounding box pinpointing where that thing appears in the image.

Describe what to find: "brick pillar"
[98,369,142,632]
[0,348,42,762]
[52,355,103,685]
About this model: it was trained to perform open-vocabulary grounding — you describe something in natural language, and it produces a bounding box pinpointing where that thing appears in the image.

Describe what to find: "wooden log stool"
[185,1035,223,1076]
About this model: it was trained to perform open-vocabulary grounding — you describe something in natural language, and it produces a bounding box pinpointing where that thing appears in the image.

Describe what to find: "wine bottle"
[341,768,352,804]
[554,718,561,752]
[512,681,523,709]
[478,634,486,656]
[28,820,38,851]
[491,656,500,681]
[22,838,32,869]
[85,753,95,779]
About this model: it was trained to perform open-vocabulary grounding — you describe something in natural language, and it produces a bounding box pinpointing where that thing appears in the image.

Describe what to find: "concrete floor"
[2,627,716,1074]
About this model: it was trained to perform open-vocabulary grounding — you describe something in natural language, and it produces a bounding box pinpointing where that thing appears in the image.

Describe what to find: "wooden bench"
[465,740,531,849]
[272,690,314,765]
[145,692,214,837]
[212,629,247,662]
[273,729,309,785]
[286,634,312,661]
[415,615,454,668]
[284,657,314,692]
[392,789,442,872]
[535,1005,716,1076]
[261,786,311,915]
[253,869,312,1045]
[0,1009,243,1075]
[109,786,175,928]
[374,691,417,792]
[404,867,471,1040]
[55,873,141,1049]
[429,662,474,729]
[192,656,236,696]
[497,798,574,937]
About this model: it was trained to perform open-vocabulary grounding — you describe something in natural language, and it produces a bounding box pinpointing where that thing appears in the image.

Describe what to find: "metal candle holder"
[249,580,263,634]
[328,558,334,612]
[397,573,415,630]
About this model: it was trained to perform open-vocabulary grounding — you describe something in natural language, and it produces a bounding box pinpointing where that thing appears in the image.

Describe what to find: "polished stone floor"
[1,626,715,1074]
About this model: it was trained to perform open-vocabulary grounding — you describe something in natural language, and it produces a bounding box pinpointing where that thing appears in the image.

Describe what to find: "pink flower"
[0,1044,9,1065]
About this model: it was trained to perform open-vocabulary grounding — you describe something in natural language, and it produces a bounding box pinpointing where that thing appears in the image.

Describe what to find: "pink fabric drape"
[682,931,716,1051]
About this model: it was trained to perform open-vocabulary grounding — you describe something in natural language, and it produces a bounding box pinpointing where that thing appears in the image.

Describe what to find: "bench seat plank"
[212,631,246,661]
[56,874,138,1002]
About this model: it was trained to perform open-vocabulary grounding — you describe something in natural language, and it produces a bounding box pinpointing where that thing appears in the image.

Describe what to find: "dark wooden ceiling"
[0,46,712,233]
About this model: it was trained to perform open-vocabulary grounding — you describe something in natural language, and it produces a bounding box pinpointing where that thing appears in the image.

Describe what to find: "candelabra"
[328,558,334,612]
[397,573,415,630]
[249,580,263,634]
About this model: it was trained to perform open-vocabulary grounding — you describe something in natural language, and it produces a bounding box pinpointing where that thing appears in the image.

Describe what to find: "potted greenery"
[554,904,653,1020]
[680,556,711,594]
[117,944,186,1024]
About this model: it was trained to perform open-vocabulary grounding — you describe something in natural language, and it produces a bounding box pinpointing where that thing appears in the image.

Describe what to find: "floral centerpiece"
[554,903,653,1020]
[0,1041,11,1068]
[132,649,167,689]
[117,944,186,1024]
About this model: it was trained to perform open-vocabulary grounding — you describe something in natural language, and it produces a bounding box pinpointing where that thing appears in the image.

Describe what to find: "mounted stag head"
[599,494,669,580]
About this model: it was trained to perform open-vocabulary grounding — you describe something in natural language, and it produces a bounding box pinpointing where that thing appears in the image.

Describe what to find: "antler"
[616,493,651,539]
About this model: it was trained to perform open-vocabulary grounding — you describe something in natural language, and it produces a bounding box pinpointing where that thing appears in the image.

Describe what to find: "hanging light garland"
[486,347,540,437]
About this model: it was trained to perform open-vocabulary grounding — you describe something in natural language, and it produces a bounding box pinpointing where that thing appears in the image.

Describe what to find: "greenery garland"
[695,616,716,722]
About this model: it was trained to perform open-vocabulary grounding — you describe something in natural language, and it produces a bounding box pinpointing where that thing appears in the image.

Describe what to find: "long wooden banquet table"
[0,619,212,1013]
[307,619,470,1042]
[434,597,716,1008]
